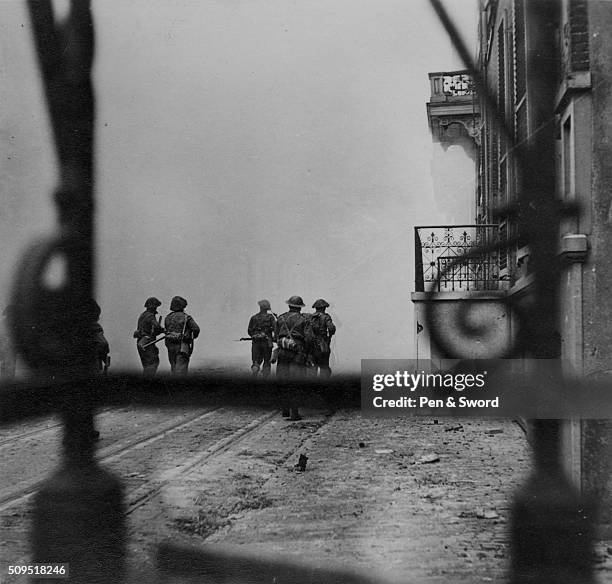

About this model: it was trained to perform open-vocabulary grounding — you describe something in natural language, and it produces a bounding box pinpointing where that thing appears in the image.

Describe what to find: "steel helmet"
[286,295,305,308]
[144,297,162,309]
[312,298,330,309]
[170,296,188,311]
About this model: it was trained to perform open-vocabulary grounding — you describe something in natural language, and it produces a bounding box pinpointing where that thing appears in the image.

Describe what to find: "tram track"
[128,411,341,520]
[0,407,333,582]
[0,406,132,450]
[125,409,280,515]
[0,421,63,449]
[124,410,337,544]
[0,405,224,512]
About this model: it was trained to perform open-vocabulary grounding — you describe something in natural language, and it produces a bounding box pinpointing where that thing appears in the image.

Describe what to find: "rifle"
[178,315,191,355]
[138,315,166,348]
[235,337,255,341]
[141,334,167,349]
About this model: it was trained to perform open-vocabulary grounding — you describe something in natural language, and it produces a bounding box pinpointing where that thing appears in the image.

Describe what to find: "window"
[514,0,526,104]
[562,114,574,200]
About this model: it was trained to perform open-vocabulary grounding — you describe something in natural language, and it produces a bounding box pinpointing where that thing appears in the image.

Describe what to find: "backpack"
[278,315,300,352]
[308,313,330,353]
[309,312,326,337]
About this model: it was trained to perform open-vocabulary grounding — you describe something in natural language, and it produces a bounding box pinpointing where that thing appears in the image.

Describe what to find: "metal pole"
[19,2,127,582]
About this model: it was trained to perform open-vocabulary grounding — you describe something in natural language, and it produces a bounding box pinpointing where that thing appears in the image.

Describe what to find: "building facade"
[478,0,612,526]
[415,0,612,530]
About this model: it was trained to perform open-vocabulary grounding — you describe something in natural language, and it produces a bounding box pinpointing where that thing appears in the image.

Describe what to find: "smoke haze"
[0,0,477,373]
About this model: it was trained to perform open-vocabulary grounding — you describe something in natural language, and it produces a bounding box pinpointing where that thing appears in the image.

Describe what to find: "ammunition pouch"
[252,333,273,349]
[314,337,330,353]
[137,336,151,350]
[279,336,300,352]
[178,340,192,356]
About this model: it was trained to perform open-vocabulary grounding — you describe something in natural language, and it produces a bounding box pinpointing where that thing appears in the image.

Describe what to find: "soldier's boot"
[143,364,158,378]
[251,364,260,375]
[288,408,302,421]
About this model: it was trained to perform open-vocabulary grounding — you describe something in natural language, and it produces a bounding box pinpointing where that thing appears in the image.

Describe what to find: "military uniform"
[91,321,110,374]
[80,298,110,376]
[134,297,164,377]
[85,299,109,441]
[275,296,308,420]
[308,299,336,378]
[164,296,200,375]
[0,306,16,380]
[248,299,276,377]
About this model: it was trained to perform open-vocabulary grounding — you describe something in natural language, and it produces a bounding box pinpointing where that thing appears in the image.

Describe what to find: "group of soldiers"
[0,300,111,380]
[1,295,336,414]
[247,295,336,421]
[133,293,335,389]
[0,306,16,379]
[134,295,200,376]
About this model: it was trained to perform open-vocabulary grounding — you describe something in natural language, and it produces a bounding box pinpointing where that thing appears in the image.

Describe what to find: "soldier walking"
[80,298,110,376]
[134,297,164,377]
[247,299,276,377]
[275,295,308,421]
[308,298,336,378]
[164,296,200,375]
[84,298,110,440]
[0,306,16,380]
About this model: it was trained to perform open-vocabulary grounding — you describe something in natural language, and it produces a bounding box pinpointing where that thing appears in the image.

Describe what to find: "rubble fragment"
[419,453,440,464]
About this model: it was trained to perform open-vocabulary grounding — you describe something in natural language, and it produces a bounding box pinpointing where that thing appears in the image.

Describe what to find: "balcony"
[426,70,480,147]
[412,225,510,362]
[414,225,502,292]
[428,71,474,101]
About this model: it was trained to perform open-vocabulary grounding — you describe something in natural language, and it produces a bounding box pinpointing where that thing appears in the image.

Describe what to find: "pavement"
[127,410,537,583]
[4,399,612,583]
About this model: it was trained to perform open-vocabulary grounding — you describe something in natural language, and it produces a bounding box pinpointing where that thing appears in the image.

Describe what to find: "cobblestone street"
[125,410,532,583]
[3,402,612,583]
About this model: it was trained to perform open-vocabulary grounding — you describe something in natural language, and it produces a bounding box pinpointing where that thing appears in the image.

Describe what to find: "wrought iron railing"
[414,225,501,292]
[428,70,474,100]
